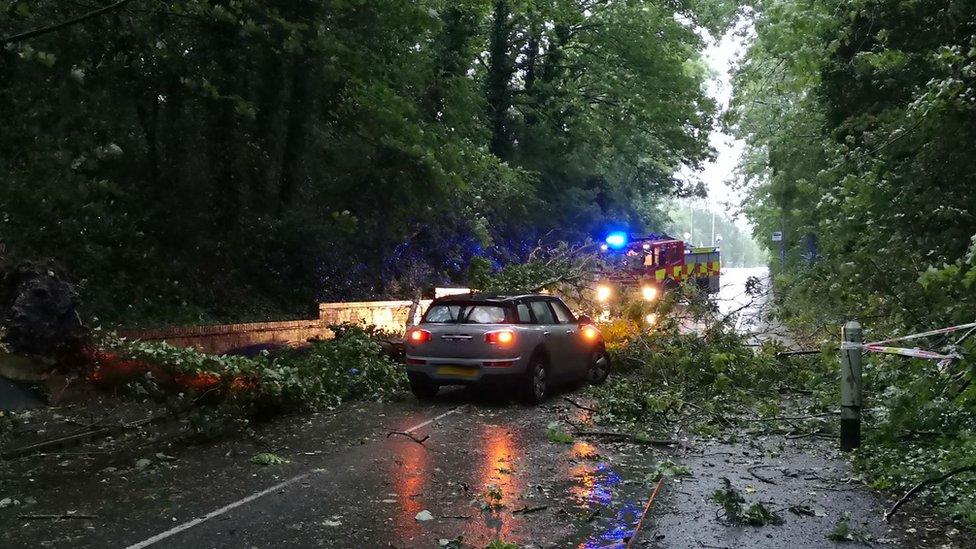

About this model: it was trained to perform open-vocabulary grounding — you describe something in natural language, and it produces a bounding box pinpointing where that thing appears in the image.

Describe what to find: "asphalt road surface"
[2,268,971,548]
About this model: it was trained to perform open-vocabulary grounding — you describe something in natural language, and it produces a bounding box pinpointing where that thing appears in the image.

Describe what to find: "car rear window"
[464,305,507,324]
[424,305,462,323]
[423,303,511,324]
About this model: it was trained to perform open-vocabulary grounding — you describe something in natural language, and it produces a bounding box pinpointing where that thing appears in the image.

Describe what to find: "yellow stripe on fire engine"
[655,269,667,282]
[698,263,706,275]
[684,264,693,275]
[710,261,720,274]
[671,266,682,280]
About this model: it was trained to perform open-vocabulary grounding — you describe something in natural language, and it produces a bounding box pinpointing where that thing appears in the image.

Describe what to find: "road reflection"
[477,424,523,541]
[571,457,642,549]
[392,434,430,539]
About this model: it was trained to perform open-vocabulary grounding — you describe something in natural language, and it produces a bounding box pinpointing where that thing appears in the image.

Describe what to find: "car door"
[527,299,571,381]
[548,298,588,378]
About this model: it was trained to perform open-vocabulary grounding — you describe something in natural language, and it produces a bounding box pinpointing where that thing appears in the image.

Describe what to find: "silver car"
[404,294,610,403]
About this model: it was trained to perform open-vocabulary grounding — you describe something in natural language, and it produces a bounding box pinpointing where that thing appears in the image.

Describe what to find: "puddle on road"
[570,457,645,549]
[554,440,652,548]
[384,408,657,548]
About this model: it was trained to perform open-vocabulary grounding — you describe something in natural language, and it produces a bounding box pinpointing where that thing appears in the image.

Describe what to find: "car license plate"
[436,365,478,379]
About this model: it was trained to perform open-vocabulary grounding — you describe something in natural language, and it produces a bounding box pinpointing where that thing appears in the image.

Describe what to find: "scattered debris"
[546,422,574,444]
[387,430,429,445]
[562,396,598,413]
[885,463,976,522]
[712,478,784,526]
[134,458,152,469]
[482,483,504,510]
[747,464,779,485]
[414,509,434,522]
[18,513,97,521]
[250,452,287,466]
[649,459,693,482]
[827,512,871,543]
[0,497,20,508]
[788,504,827,518]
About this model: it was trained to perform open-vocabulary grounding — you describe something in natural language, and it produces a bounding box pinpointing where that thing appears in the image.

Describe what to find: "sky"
[677,16,755,226]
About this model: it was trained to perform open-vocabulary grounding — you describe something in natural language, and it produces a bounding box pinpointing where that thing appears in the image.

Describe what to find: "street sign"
[771,231,783,242]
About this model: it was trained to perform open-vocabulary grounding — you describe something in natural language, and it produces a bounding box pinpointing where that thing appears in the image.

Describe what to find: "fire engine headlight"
[596,285,612,303]
[641,286,658,301]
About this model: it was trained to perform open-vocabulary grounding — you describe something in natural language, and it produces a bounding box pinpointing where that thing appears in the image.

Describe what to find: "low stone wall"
[118,299,435,355]
[318,300,431,334]
[118,319,329,355]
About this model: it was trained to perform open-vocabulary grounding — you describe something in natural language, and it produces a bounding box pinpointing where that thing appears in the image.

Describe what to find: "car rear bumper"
[405,355,527,384]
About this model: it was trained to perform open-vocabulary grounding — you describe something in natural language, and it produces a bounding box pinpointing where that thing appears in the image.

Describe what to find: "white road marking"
[124,404,465,548]
[403,404,466,433]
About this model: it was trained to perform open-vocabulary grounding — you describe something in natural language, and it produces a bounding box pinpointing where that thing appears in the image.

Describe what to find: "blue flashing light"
[604,232,628,250]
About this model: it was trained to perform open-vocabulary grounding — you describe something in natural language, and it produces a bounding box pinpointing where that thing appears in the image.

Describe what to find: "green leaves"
[250,452,287,466]
[545,422,574,444]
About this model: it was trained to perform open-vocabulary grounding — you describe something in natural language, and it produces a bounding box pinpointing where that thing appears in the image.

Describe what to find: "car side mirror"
[577,314,593,326]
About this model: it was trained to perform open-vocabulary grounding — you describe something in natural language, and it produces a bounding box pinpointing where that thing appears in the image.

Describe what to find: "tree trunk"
[278,55,311,212]
[485,0,515,160]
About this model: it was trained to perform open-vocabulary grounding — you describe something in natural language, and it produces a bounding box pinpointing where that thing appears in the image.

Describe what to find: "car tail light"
[485,330,516,345]
[581,325,600,341]
[406,357,427,365]
[407,328,431,344]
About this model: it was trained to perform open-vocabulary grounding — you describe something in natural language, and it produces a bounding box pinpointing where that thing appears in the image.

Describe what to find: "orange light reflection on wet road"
[478,424,523,541]
[392,434,430,540]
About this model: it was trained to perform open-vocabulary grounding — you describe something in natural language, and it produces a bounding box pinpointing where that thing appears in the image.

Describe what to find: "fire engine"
[595,232,720,303]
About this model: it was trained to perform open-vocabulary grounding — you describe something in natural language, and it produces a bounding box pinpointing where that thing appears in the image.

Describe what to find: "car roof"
[431,292,551,304]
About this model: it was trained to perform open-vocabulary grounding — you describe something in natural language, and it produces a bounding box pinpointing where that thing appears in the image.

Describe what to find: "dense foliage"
[733,0,976,328]
[0,0,723,326]
[590,285,814,438]
[733,0,976,525]
[96,324,406,418]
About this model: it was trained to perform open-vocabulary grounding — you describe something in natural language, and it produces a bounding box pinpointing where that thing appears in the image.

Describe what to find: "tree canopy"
[733,0,976,329]
[1,0,720,326]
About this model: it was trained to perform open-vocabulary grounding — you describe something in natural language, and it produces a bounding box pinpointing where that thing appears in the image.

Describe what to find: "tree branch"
[2,0,137,45]
[885,464,976,522]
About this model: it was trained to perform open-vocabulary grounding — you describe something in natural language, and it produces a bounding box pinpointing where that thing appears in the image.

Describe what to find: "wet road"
[1,391,667,549]
[2,268,962,548]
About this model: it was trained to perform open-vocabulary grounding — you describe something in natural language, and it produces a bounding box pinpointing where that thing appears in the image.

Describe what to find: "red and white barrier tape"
[865,321,976,347]
[862,344,955,361]
[840,320,975,366]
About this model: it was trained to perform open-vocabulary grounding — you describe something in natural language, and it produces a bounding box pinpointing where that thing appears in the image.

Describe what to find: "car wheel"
[408,373,438,400]
[520,359,548,405]
[587,347,611,385]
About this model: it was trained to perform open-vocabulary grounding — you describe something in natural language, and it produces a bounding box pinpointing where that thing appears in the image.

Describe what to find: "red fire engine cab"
[596,232,720,302]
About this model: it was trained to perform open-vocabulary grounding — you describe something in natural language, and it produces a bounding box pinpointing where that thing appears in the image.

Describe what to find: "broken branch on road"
[562,396,598,413]
[18,513,98,520]
[386,431,429,445]
[747,464,779,485]
[885,464,976,522]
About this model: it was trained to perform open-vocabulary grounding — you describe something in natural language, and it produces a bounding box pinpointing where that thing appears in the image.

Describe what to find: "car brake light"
[407,328,431,344]
[485,330,516,345]
[581,325,600,341]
